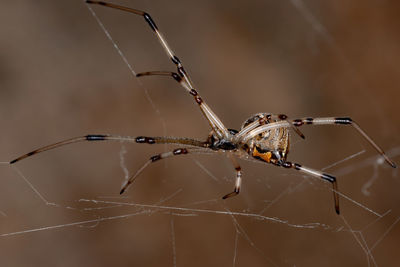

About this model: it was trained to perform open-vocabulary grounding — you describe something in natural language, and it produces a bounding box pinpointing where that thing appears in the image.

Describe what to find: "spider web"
[1,0,399,266]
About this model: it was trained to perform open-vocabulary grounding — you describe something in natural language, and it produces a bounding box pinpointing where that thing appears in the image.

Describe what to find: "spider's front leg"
[241,117,396,169]
[291,117,396,168]
[281,161,340,214]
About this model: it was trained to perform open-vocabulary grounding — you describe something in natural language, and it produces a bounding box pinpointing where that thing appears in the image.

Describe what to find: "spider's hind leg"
[87,1,230,140]
[120,147,211,194]
[222,155,242,199]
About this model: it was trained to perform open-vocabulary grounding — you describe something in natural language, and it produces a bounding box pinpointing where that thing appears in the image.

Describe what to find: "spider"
[10,1,396,215]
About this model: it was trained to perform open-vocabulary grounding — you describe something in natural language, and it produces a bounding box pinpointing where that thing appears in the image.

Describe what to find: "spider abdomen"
[250,129,289,165]
[241,113,290,165]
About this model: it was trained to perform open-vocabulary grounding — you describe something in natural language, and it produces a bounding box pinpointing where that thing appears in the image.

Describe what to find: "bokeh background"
[0,0,399,266]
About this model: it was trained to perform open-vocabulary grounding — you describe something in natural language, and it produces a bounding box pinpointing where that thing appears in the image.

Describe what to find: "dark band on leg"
[150,154,162,162]
[322,173,336,183]
[293,119,304,126]
[222,189,239,199]
[334,117,352,124]
[177,66,186,76]
[305,118,313,124]
[189,89,198,96]
[171,72,182,82]
[278,114,287,120]
[86,134,107,141]
[173,148,188,155]
[171,56,181,65]
[294,163,302,170]
[136,136,155,144]
[195,96,203,104]
[143,13,158,31]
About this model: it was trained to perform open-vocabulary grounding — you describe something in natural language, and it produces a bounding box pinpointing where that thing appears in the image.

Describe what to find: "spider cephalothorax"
[207,129,239,151]
[10,1,396,215]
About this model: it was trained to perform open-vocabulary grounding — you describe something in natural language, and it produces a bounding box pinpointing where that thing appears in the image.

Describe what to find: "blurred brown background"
[0,0,399,266]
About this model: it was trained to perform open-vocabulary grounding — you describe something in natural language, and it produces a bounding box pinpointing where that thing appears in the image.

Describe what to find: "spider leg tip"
[222,191,238,199]
[9,159,17,164]
[385,158,397,168]
[86,0,106,5]
[119,188,125,195]
[222,193,230,200]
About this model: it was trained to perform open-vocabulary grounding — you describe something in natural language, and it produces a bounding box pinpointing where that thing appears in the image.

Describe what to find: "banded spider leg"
[86,0,230,139]
[238,116,396,214]
[9,1,396,216]
[10,134,211,191]
[241,116,396,168]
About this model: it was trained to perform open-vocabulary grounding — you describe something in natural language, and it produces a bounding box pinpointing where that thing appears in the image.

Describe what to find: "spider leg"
[277,114,305,139]
[235,113,304,141]
[281,161,340,214]
[120,147,211,194]
[86,1,229,139]
[222,154,242,199]
[291,117,397,168]
[136,71,228,138]
[10,134,207,164]
[241,117,396,168]
[241,121,291,142]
